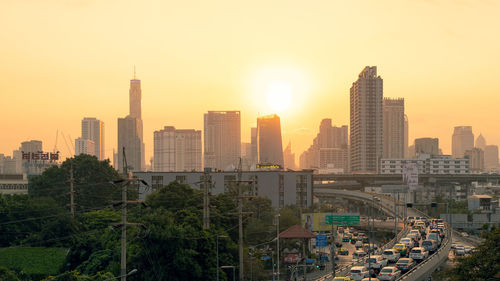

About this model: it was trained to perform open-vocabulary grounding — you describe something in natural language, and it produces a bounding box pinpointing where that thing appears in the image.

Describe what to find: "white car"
[455,246,465,256]
[383,249,401,263]
[409,247,429,261]
[364,255,388,269]
[378,266,401,281]
[350,266,369,280]
[409,230,421,239]
[400,237,414,248]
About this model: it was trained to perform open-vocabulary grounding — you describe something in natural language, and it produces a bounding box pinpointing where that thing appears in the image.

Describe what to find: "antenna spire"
[133,65,136,79]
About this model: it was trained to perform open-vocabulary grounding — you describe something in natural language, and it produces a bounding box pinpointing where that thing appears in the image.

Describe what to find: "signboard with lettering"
[403,163,419,190]
[315,234,328,247]
[325,213,360,226]
[21,151,59,161]
[256,164,281,169]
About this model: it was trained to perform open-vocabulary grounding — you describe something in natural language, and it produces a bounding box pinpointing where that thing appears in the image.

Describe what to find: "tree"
[0,266,20,281]
[441,227,500,280]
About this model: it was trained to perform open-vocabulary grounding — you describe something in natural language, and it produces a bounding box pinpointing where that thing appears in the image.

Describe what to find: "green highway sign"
[324,213,360,226]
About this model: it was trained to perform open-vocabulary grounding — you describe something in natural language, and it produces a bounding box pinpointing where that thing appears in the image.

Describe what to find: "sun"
[266,81,292,113]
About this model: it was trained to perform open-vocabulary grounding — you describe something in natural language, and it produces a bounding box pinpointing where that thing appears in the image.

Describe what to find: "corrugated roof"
[278,224,316,239]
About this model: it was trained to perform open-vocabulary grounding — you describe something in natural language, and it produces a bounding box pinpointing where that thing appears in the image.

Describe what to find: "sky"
[1,0,500,164]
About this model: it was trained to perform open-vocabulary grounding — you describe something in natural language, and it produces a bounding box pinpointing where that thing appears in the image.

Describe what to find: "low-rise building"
[381,154,469,175]
[0,174,28,195]
[468,194,493,212]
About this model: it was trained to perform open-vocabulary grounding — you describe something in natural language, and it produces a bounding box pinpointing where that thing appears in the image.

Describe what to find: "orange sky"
[1,0,499,163]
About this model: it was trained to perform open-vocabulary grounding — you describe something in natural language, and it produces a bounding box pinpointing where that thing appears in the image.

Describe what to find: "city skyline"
[1,1,500,164]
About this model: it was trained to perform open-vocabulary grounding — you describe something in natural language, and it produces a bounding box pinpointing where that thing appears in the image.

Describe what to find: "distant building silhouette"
[404,115,409,158]
[414,138,439,156]
[257,114,284,167]
[475,134,486,150]
[464,148,484,173]
[204,111,241,170]
[283,142,296,170]
[350,66,383,173]
[81,117,104,160]
[153,126,201,172]
[383,98,405,159]
[484,145,499,171]
[118,75,145,172]
[75,138,95,157]
[452,126,474,158]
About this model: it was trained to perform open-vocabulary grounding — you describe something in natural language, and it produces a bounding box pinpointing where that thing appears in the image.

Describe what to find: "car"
[382,249,401,263]
[409,247,429,261]
[407,232,418,241]
[364,255,388,269]
[451,242,457,249]
[395,257,415,273]
[464,246,471,254]
[339,248,349,255]
[378,266,401,281]
[355,240,364,249]
[427,233,441,246]
[455,246,465,256]
[421,240,437,254]
[333,277,351,281]
[350,266,369,280]
[353,250,367,260]
[399,238,414,249]
[393,243,408,257]
[343,236,351,242]
[339,227,345,234]
[362,279,380,281]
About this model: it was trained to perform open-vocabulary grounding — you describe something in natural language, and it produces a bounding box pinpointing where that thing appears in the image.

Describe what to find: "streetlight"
[217,235,229,281]
[275,213,281,281]
[103,269,138,281]
[220,265,236,281]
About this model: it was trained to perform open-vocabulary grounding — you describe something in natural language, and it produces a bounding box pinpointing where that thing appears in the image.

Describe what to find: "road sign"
[324,213,360,226]
[315,234,328,247]
[305,258,316,263]
[381,184,409,193]
[261,256,271,261]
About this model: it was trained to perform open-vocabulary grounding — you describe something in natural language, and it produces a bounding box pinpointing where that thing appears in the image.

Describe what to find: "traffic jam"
[332,217,448,281]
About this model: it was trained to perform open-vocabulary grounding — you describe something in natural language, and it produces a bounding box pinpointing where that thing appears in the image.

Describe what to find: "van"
[421,240,437,253]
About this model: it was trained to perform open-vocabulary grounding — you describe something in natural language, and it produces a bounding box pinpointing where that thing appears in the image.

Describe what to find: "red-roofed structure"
[278,224,316,239]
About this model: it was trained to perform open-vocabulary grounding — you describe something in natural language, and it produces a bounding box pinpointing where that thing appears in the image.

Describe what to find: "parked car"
[409,247,429,262]
[350,266,369,281]
[382,249,400,263]
[393,243,408,257]
[395,257,415,273]
[364,255,388,269]
[421,240,437,254]
[378,266,401,281]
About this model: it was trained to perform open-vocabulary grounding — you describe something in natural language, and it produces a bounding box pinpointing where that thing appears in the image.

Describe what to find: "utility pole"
[203,168,211,229]
[237,159,244,281]
[69,164,75,217]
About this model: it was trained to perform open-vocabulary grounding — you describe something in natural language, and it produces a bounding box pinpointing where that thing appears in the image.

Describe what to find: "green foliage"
[0,266,20,281]
[29,154,125,211]
[441,226,500,280]
[0,247,67,277]
[42,270,114,281]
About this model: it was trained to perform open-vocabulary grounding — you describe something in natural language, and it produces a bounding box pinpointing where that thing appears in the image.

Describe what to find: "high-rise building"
[319,148,348,172]
[283,142,296,170]
[250,127,258,165]
[257,114,284,167]
[350,66,383,173]
[414,138,439,156]
[475,134,486,150]
[19,140,53,175]
[404,115,409,158]
[383,98,405,159]
[484,145,499,170]
[75,138,95,156]
[81,118,105,160]
[465,148,484,173]
[452,126,474,158]
[117,75,145,172]
[153,126,202,172]
[204,111,241,170]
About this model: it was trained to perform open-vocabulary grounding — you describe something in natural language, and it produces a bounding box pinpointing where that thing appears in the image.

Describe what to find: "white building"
[383,98,405,159]
[81,118,105,160]
[153,126,202,172]
[75,138,96,157]
[381,154,469,175]
[134,170,314,209]
[0,174,28,195]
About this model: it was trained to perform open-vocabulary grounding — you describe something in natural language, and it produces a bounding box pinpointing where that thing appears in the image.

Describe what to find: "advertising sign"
[403,162,419,190]
[324,213,360,226]
[302,213,338,232]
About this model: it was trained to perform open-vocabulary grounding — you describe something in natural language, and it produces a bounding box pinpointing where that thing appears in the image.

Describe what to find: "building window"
[175,175,187,184]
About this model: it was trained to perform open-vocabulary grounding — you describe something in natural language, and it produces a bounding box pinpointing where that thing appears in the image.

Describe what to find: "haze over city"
[2,0,500,162]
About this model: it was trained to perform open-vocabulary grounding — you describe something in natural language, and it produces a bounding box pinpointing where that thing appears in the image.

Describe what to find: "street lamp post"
[217,235,228,281]
[221,265,236,281]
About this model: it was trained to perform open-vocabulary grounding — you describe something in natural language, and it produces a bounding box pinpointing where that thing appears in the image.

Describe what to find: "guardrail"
[397,225,452,281]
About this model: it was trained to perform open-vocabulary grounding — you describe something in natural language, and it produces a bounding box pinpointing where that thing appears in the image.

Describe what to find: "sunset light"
[266,81,292,113]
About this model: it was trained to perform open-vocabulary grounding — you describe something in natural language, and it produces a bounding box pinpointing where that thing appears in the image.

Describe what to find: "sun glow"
[266,81,292,113]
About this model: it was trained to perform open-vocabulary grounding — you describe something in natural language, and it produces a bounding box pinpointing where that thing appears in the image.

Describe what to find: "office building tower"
[283,142,296,170]
[118,75,145,172]
[383,98,405,159]
[484,145,499,170]
[414,138,439,156]
[452,126,474,158]
[404,115,409,158]
[475,134,486,150]
[319,148,348,172]
[464,148,484,173]
[250,127,258,166]
[350,66,383,173]
[19,140,53,175]
[81,118,105,160]
[204,111,241,170]
[153,126,202,172]
[75,138,95,156]
[257,114,284,167]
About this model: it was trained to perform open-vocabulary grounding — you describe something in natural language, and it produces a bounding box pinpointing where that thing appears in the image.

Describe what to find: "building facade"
[81,118,105,160]
[465,148,485,173]
[75,138,95,157]
[484,145,499,171]
[204,111,241,171]
[153,126,202,172]
[134,170,314,208]
[283,142,296,170]
[257,114,284,167]
[383,98,405,159]
[414,138,439,156]
[381,154,469,175]
[0,174,28,195]
[452,126,474,158]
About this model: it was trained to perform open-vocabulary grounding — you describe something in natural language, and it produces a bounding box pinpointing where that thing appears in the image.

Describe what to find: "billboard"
[403,162,419,190]
[302,213,347,232]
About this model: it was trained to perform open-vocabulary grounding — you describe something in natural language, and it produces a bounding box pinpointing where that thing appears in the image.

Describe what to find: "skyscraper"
[383,98,405,159]
[404,115,409,158]
[475,134,486,150]
[350,66,383,173]
[257,114,284,167]
[75,138,95,156]
[283,142,296,170]
[250,127,258,165]
[81,117,104,160]
[153,126,202,172]
[204,111,241,170]
[452,126,474,158]
[118,75,145,172]
[464,148,484,173]
[484,145,499,170]
[414,138,439,156]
